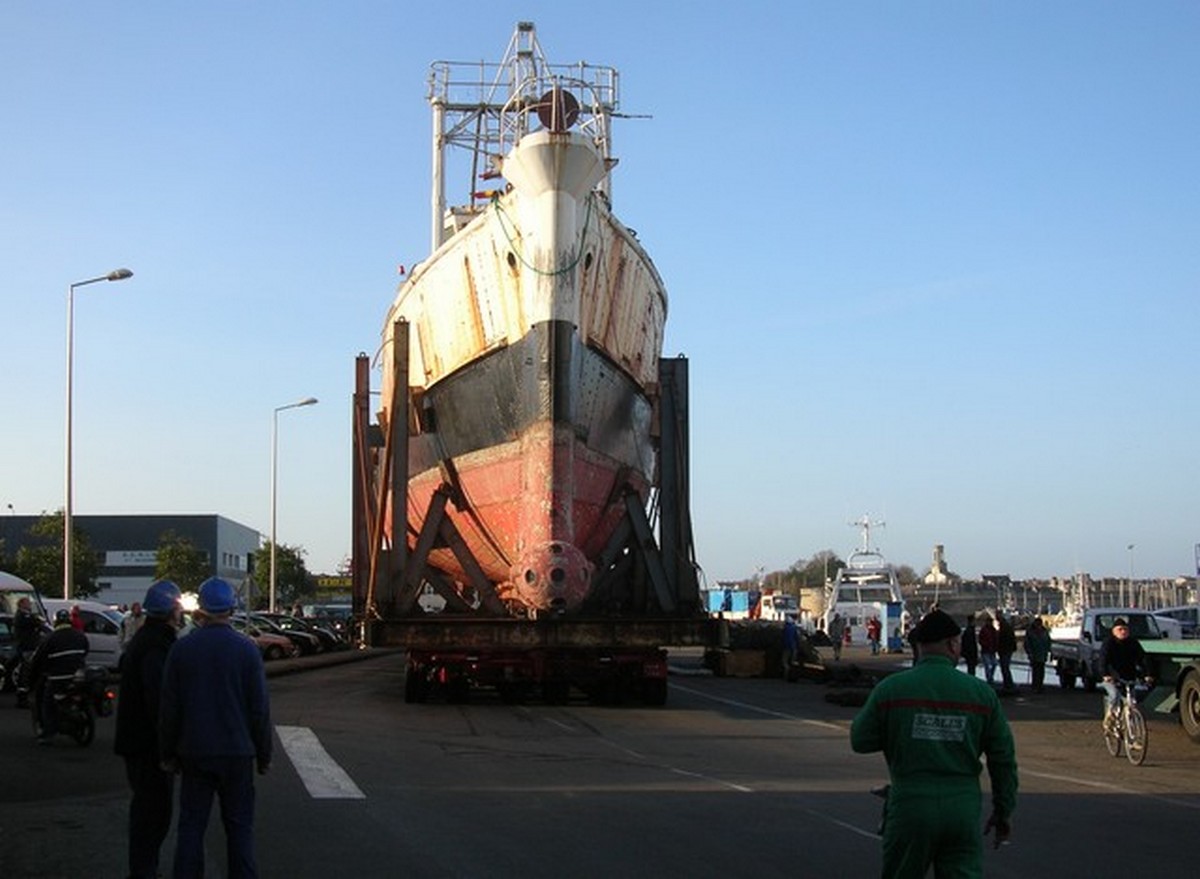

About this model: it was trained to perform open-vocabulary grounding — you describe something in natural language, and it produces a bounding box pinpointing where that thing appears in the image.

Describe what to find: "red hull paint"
[403,421,648,612]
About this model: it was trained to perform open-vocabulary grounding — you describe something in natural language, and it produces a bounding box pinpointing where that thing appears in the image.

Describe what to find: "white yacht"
[824,517,907,648]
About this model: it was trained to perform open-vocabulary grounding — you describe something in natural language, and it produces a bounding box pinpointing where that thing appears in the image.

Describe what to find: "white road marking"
[276,725,366,799]
[1021,768,1200,810]
[669,682,846,731]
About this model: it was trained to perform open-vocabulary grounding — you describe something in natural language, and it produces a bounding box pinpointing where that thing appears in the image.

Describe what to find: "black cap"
[1113,618,1129,628]
[911,609,962,644]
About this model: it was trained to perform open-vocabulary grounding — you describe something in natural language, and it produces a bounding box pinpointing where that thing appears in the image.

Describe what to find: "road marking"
[599,738,753,792]
[1021,768,1200,810]
[801,807,880,840]
[276,725,366,800]
[670,683,845,731]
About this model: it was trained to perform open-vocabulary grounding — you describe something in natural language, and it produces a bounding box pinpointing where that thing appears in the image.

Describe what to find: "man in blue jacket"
[160,577,272,879]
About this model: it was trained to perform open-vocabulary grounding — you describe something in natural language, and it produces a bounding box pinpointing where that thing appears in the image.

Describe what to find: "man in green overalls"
[851,609,1018,878]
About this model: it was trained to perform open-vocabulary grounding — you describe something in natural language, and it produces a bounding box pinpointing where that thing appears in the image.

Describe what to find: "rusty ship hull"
[379,25,666,616]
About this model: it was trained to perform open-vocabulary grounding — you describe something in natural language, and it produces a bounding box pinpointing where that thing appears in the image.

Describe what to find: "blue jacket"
[159,619,272,765]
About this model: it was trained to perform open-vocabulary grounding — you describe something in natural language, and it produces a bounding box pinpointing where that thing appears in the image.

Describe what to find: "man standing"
[960,615,979,678]
[996,612,1018,692]
[851,609,1018,878]
[829,613,846,661]
[115,581,182,879]
[6,597,44,708]
[118,601,146,655]
[1023,617,1052,694]
[161,577,272,879]
[977,614,998,685]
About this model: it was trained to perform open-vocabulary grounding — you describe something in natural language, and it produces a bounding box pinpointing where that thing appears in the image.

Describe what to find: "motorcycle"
[32,666,115,747]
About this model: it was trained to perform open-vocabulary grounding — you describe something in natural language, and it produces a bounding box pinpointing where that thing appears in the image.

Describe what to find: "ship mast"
[850,515,886,555]
[426,21,620,252]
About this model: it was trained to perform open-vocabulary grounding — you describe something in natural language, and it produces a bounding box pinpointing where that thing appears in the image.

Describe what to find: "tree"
[13,511,100,599]
[250,542,313,611]
[155,530,212,593]
[791,551,844,590]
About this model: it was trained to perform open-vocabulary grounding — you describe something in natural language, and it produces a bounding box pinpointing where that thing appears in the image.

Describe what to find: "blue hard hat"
[143,580,181,616]
[54,609,71,625]
[198,577,236,613]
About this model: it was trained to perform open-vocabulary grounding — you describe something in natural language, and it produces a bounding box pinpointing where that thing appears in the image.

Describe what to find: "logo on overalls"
[912,713,967,741]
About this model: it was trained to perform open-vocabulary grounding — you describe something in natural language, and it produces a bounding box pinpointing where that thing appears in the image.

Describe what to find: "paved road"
[2,646,1198,878]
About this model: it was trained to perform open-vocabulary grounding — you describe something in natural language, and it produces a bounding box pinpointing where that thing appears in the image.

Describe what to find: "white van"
[41,599,124,670]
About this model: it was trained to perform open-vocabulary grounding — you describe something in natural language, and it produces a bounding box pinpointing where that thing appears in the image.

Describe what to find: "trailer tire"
[1058,671,1075,690]
[1180,673,1200,743]
[404,665,428,704]
[1081,668,1097,693]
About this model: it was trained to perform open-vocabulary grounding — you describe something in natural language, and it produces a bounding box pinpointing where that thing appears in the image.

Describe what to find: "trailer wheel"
[1058,671,1075,690]
[404,665,428,704]
[1180,673,1200,743]
[1081,669,1097,693]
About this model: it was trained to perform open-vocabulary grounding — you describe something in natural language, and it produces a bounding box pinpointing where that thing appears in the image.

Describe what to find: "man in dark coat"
[28,609,89,742]
[995,612,1018,692]
[960,615,979,678]
[114,580,182,879]
[6,596,45,707]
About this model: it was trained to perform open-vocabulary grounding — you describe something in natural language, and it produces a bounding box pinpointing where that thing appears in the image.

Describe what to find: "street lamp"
[65,268,133,600]
[1127,543,1136,607]
[270,396,318,612]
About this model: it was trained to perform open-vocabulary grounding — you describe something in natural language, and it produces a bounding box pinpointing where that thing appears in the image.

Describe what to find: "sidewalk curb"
[264,646,405,678]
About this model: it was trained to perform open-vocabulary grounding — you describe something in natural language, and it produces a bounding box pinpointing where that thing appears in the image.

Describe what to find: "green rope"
[491,190,595,276]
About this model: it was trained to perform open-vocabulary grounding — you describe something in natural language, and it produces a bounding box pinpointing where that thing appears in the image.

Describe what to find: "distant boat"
[824,517,906,646]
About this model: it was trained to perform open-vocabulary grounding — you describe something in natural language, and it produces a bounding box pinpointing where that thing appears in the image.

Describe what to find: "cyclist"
[1099,618,1152,728]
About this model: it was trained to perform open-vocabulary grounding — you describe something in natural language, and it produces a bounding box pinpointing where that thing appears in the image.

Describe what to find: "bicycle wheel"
[1126,706,1148,766]
[1103,712,1122,757]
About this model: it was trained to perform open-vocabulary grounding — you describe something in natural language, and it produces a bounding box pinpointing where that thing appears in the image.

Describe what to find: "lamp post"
[65,268,133,600]
[1127,543,1136,607]
[270,396,318,612]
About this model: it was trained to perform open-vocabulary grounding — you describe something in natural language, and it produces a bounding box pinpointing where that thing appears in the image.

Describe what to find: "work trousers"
[124,754,174,879]
[174,756,258,879]
[882,784,983,879]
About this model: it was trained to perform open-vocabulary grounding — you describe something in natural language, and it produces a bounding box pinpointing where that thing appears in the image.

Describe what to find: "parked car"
[230,615,298,661]
[249,613,321,656]
[257,612,344,652]
[42,599,124,670]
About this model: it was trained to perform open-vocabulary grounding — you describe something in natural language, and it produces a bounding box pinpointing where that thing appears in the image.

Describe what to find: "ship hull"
[382,132,666,615]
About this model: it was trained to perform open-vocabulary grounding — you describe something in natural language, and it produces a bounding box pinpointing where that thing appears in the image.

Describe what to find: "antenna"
[849,515,886,553]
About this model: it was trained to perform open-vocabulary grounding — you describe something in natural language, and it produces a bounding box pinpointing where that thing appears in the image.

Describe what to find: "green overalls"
[851,655,1018,878]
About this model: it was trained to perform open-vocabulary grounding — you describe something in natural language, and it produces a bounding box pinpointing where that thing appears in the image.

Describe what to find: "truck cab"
[1051,607,1179,691]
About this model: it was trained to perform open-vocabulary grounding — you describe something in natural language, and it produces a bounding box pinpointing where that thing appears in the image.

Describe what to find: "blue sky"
[2,2,1197,585]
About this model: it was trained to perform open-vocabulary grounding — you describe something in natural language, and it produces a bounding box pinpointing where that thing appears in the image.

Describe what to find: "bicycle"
[1102,678,1149,766]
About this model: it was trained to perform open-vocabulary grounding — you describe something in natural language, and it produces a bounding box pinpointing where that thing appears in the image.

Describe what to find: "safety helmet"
[198,577,237,613]
[143,580,181,616]
[54,609,72,625]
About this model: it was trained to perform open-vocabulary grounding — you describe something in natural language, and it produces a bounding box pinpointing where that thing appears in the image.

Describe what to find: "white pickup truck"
[1050,607,1182,691]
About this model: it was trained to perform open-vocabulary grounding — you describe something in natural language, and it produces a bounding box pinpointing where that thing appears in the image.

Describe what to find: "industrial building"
[0,513,260,608]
